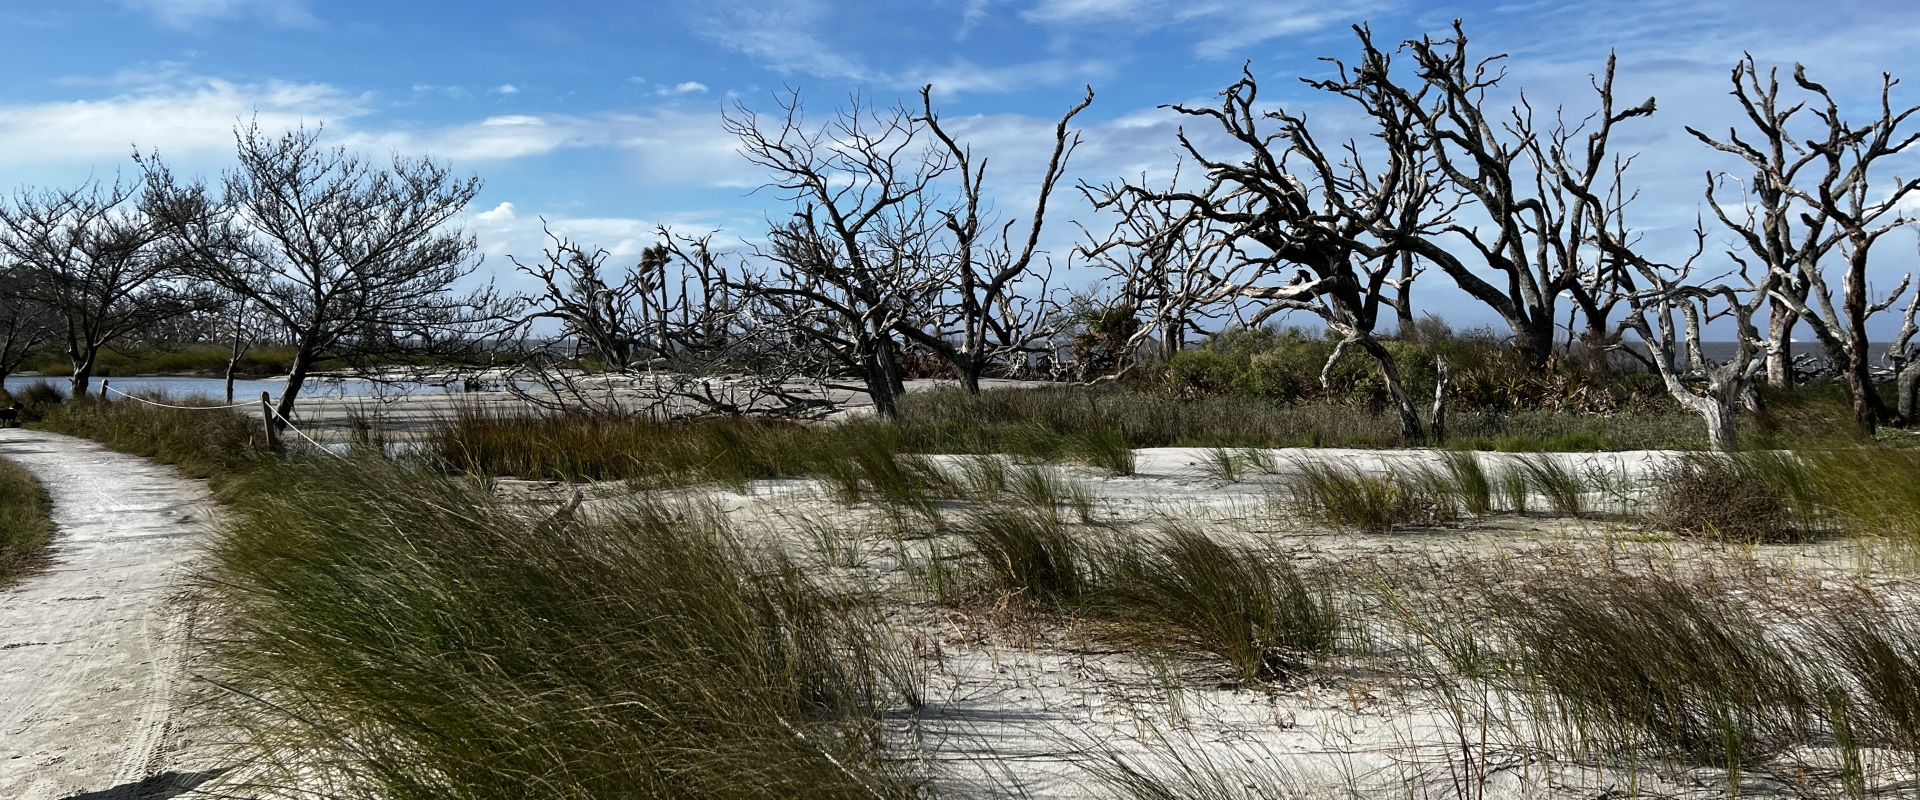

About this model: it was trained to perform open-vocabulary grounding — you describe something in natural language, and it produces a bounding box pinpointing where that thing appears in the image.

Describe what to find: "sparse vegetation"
[18,15,1920,799]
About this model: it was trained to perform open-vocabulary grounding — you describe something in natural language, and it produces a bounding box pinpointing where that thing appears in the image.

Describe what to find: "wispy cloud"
[686,0,1098,95]
[0,75,365,168]
[687,0,867,81]
[117,0,315,29]
[1021,0,1378,58]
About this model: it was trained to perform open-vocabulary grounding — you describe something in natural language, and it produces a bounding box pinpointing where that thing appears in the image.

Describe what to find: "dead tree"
[1690,59,1920,432]
[145,124,512,425]
[1351,22,1655,369]
[505,227,834,418]
[513,227,683,373]
[0,264,55,386]
[0,180,197,396]
[1616,240,1771,452]
[1096,57,1449,442]
[722,92,951,419]
[1889,270,1920,424]
[1078,165,1239,379]
[899,85,1094,393]
[1687,58,1841,389]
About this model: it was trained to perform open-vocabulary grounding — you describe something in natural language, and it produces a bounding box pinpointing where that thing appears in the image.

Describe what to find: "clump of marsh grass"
[1440,450,1493,516]
[1071,424,1136,477]
[1797,448,1920,543]
[0,456,52,586]
[1811,603,1920,768]
[1489,572,1814,772]
[1009,465,1095,524]
[1650,453,1807,542]
[815,431,948,521]
[1096,527,1337,683]
[35,394,265,480]
[1192,448,1276,484]
[1194,448,1245,483]
[956,508,1089,605]
[1282,460,1455,532]
[1513,454,1589,517]
[201,457,919,800]
[952,454,1011,501]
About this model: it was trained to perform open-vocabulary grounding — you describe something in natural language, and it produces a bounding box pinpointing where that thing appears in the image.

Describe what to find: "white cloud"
[344,115,584,162]
[0,75,367,170]
[118,0,315,28]
[476,201,517,223]
[1022,0,1145,23]
[657,81,709,96]
[493,84,520,95]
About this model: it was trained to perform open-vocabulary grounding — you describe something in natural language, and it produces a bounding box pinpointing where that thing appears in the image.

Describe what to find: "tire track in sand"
[0,429,214,800]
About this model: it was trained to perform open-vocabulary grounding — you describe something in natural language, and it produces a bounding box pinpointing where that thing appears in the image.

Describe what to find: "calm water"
[1,375,463,403]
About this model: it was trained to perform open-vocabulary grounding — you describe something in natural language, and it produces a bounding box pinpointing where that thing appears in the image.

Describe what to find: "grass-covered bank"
[0,456,53,586]
[201,457,922,800]
[17,344,301,378]
[30,395,266,480]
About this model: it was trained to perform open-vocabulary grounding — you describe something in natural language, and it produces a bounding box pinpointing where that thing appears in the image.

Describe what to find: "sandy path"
[0,429,217,800]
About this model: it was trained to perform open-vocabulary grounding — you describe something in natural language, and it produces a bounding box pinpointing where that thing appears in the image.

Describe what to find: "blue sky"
[6,0,1920,333]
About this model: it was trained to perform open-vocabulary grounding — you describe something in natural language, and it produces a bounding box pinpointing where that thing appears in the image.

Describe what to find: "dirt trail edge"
[0,429,219,800]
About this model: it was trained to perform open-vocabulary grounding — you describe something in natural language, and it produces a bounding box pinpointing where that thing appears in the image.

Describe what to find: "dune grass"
[1095,526,1337,683]
[0,456,52,586]
[201,456,921,800]
[956,508,1090,606]
[896,386,1704,452]
[1282,459,1457,532]
[1489,573,1815,771]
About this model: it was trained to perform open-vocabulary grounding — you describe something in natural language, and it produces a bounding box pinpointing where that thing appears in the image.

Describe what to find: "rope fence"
[99,382,347,459]
[104,385,254,410]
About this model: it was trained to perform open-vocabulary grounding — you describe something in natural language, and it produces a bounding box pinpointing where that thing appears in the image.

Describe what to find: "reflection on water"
[0,375,462,402]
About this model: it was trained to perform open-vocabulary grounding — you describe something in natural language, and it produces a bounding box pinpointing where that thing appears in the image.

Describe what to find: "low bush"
[1649,453,1804,542]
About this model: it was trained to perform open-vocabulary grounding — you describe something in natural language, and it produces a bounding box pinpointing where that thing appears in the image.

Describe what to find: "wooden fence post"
[261,391,280,451]
[99,379,109,402]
